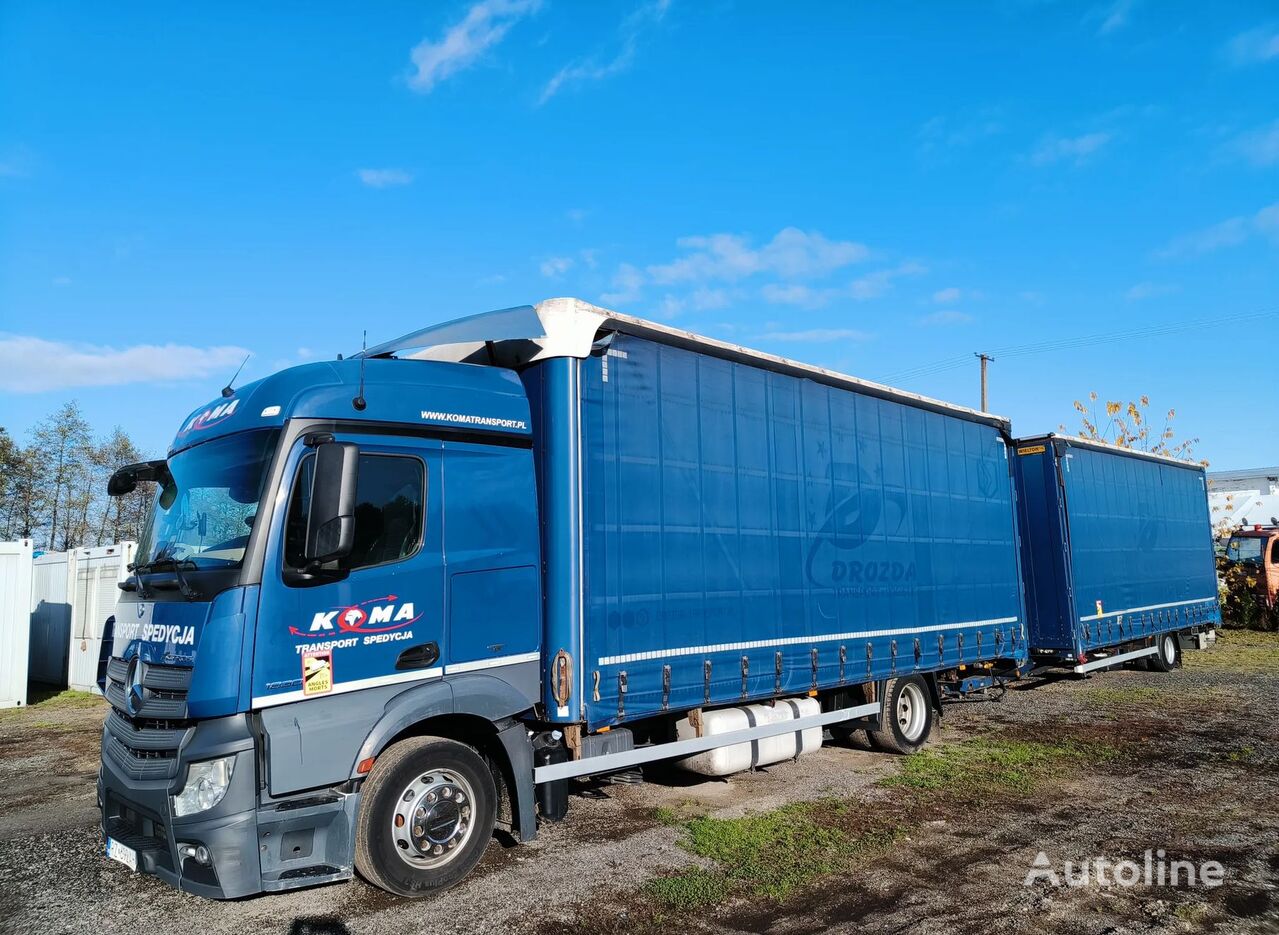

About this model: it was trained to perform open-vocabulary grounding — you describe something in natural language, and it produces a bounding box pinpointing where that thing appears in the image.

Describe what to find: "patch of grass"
[642,867,734,910]
[668,801,899,903]
[0,688,104,720]
[1184,629,1279,673]
[882,737,1116,795]
[1081,685,1168,707]
[1174,901,1211,924]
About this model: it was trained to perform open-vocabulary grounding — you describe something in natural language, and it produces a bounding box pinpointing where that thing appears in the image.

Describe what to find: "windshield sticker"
[302,650,333,697]
[178,398,240,436]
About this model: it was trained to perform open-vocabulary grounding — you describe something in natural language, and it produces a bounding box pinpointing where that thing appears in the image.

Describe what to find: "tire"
[867,676,934,754]
[354,736,496,897]
[829,723,864,747]
[1147,632,1181,673]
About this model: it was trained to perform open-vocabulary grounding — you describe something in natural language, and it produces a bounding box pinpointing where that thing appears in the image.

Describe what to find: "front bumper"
[99,714,358,899]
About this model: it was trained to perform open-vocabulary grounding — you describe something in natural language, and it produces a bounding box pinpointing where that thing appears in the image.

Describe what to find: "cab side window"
[284,452,424,573]
[1271,538,1279,565]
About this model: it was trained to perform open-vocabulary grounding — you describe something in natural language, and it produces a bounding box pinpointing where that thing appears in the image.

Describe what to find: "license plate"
[106,837,138,872]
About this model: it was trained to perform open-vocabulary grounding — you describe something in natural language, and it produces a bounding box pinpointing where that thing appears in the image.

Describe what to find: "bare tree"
[1065,393,1202,464]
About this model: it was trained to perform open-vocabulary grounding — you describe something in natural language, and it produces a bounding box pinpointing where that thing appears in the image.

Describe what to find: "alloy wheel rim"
[391,768,476,869]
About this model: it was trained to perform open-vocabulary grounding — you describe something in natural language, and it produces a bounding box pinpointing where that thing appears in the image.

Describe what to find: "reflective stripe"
[1079,597,1215,623]
[443,652,541,674]
[252,667,443,709]
[251,650,539,709]
[596,617,1020,667]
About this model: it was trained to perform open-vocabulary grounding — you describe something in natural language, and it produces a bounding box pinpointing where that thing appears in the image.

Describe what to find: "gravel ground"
[1,631,1276,935]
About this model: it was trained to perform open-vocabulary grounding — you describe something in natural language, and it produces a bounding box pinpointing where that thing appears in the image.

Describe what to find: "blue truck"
[98,298,1030,898]
[1013,435,1220,673]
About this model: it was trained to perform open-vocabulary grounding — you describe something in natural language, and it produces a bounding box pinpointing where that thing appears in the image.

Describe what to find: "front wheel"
[1147,632,1181,673]
[354,736,496,897]
[867,676,934,754]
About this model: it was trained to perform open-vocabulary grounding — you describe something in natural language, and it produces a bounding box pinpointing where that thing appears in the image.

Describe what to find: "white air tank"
[674,697,823,776]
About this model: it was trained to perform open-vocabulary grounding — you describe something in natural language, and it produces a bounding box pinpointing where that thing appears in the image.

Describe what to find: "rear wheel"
[1147,632,1181,673]
[354,736,496,897]
[867,676,934,754]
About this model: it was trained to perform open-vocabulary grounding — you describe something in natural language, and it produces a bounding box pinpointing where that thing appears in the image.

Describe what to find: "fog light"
[172,756,235,817]
[178,843,213,866]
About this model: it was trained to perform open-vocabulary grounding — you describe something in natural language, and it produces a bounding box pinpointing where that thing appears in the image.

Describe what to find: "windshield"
[1226,536,1264,565]
[136,429,280,570]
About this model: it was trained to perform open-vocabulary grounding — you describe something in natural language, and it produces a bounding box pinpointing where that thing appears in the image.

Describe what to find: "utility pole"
[975,352,993,412]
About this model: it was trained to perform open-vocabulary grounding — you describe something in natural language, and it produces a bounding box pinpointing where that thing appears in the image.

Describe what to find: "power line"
[881,309,1279,383]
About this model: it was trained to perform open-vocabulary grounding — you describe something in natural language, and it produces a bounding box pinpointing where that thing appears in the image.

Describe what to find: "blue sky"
[1,1,1277,468]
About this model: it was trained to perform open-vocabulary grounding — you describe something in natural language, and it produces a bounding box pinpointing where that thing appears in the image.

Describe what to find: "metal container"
[67,542,135,694]
[28,550,75,687]
[0,540,34,708]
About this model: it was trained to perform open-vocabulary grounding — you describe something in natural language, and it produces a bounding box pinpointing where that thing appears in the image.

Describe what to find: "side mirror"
[304,442,359,564]
[107,459,170,497]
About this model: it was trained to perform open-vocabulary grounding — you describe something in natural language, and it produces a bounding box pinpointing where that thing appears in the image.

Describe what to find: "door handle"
[395,642,440,671]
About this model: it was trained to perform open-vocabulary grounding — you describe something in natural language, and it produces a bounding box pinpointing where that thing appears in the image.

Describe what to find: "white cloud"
[600,262,645,305]
[1125,281,1179,300]
[0,335,252,393]
[1224,26,1279,66]
[757,328,873,343]
[52,276,72,287]
[1030,132,1112,166]
[539,0,671,104]
[919,309,973,326]
[1094,0,1136,35]
[1230,121,1279,166]
[357,168,414,188]
[648,227,870,286]
[540,255,574,278]
[1155,203,1279,257]
[566,207,590,223]
[932,286,962,304]
[917,111,1003,157]
[760,262,926,308]
[408,0,541,94]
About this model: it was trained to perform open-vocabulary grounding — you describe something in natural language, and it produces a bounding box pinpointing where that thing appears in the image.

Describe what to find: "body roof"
[1015,432,1206,472]
[360,297,1012,432]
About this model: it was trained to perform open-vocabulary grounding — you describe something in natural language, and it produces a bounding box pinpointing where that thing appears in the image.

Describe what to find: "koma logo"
[290,595,421,638]
[180,398,239,434]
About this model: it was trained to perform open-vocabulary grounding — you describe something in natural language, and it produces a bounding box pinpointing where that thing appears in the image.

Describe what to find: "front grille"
[104,656,194,780]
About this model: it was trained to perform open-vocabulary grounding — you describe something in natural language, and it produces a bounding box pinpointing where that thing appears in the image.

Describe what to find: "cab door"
[252,432,444,711]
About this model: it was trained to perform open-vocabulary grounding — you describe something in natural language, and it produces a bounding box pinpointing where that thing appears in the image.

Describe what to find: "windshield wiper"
[132,550,199,601]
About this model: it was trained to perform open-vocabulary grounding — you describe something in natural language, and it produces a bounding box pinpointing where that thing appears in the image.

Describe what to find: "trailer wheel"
[1147,632,1181,673]
[867,676,934,754]
[354,736,496,897]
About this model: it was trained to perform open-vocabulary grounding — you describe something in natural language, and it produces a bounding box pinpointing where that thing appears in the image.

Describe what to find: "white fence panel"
[1,540,35,708]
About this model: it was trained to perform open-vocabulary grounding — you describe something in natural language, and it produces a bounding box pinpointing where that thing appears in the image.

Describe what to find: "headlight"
[172,756,235,818]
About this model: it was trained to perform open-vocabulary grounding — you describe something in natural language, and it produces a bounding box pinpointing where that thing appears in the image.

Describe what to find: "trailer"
[96,298,1030,900]
[1013,434,1220,674]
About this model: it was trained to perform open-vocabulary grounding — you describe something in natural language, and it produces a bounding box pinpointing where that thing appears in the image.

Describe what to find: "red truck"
[1223,525,1279,609]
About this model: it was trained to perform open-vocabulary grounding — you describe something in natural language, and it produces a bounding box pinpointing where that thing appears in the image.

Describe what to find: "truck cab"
[1223,525,1279,609]
[100,354,544,897]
